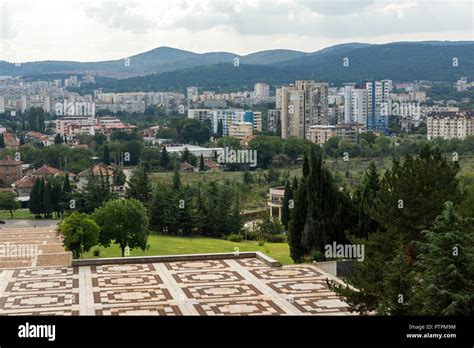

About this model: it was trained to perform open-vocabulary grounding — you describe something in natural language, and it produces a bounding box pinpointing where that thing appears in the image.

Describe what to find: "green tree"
[51,182,62,218]
[0,192,20,218]
[126,166,152,205]
[43,181,53,218]
[0,133,5,148]
[103,145,110,165]
[54,133,63,144]
[60,212,100,259]
[29,178,42,217]
[231,191,243,234]
[372,146,461,246]
[243,171,253,185]
[199,154,205,171]
[149,183,172,233]
[329,147,463,315]
[160,146,170,170]
[216,119,223,138]
[414,202,474,315]
[75,170,114,213]
[93,198,150,257]
[172,169,181,191]
[354,161,381,238]
[281,180,293,229]
[113,167,126,187]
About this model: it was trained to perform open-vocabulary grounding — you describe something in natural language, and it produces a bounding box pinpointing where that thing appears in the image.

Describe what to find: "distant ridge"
[1,41,472,90]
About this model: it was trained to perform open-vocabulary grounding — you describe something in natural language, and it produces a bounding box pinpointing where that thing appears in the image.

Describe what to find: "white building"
[164,145,223,158]
[254,83,270,99]
[0,95,5,113]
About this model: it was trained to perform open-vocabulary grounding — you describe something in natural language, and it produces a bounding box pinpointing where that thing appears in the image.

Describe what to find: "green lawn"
[0,209,47,220]
[83,234,293,265]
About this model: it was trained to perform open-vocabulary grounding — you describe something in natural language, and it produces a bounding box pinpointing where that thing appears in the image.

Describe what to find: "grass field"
[0,209,50,220]
[83,234,293,265]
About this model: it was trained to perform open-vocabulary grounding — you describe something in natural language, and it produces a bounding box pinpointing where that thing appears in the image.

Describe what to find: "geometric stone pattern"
[0,259,349,315]
[0,227,71,269]
[0,258,351,315]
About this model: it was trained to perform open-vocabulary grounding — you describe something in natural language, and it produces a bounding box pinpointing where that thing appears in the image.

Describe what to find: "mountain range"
[1,41,472,91]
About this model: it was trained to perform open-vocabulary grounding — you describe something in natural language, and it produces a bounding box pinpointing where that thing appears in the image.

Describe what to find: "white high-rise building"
[0,95,5,114]
[367,79,392,118]
[43,94,51,113]
[21,95,27,112]
[352,87,368,125]
[254,83,270,99]
[344,84,368,125]
[187,86,199,101]
[456,77,468,92]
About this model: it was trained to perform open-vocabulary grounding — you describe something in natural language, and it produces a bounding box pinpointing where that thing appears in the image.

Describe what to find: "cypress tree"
[199,154,205,171]
[160,146,170,170]
[43,181,53,218]
[29,178,42,217]
[231,191,243,234]
[355,161,381,238]
[288,178,306,262]
[63,173,71,192]
[103,145,110,165]
[39,178,45,216]
[51,183,62,218]
[172,169,181,191]
[216,119,223,138]
[281,180,293,229]
[194,186,207,235]
[54,133,63,144]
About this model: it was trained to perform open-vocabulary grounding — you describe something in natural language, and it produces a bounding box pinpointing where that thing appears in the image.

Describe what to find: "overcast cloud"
[0,0,472,62]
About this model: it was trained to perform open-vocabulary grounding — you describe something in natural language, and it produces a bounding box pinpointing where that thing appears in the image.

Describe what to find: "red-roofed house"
[3,132,20,149]
[0,156,23,185]
[76,164,114,190]
[12,175,38,205]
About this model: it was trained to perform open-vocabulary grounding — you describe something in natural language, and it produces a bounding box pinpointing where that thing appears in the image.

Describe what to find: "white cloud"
[0,0,471,62]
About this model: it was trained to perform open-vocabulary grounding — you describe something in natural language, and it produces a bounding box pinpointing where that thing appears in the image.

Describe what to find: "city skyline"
[0,0,472,62]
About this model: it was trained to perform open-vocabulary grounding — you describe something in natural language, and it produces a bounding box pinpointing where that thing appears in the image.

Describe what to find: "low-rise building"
[76,163,114,191]
[0,156,23,185]
[229,122,253,140]
[306,124,366,144]
[25,131,53,146]
[268,186,285,221]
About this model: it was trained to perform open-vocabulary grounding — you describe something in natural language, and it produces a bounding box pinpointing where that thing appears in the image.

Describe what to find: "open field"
[0,209,40,220]
[83,234,293,265]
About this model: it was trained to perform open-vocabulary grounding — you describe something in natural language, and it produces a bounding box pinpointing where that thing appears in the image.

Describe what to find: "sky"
[0,0,472,63]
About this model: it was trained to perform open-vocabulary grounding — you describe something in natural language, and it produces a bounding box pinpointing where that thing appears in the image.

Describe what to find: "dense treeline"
[29,174,72,218]
[126,167,243,237]
[283,144,473,315]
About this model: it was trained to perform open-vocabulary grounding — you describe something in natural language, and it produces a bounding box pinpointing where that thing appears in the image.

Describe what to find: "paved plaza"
[0,227,351,316]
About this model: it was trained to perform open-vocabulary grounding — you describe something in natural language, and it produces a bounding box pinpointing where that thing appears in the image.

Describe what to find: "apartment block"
[427,110,474,140]
[276,80,329,140]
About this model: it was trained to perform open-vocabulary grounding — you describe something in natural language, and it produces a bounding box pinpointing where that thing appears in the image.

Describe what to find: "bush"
[246,230,258,240]
[257,234,266,246]
[227,233,244,242]
[266,234,287,243]
[92,249,101,257]
[302,249,324,263]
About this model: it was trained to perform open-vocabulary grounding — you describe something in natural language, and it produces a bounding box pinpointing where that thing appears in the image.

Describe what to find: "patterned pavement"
[0,257,351,315]
[0,227,71,269]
